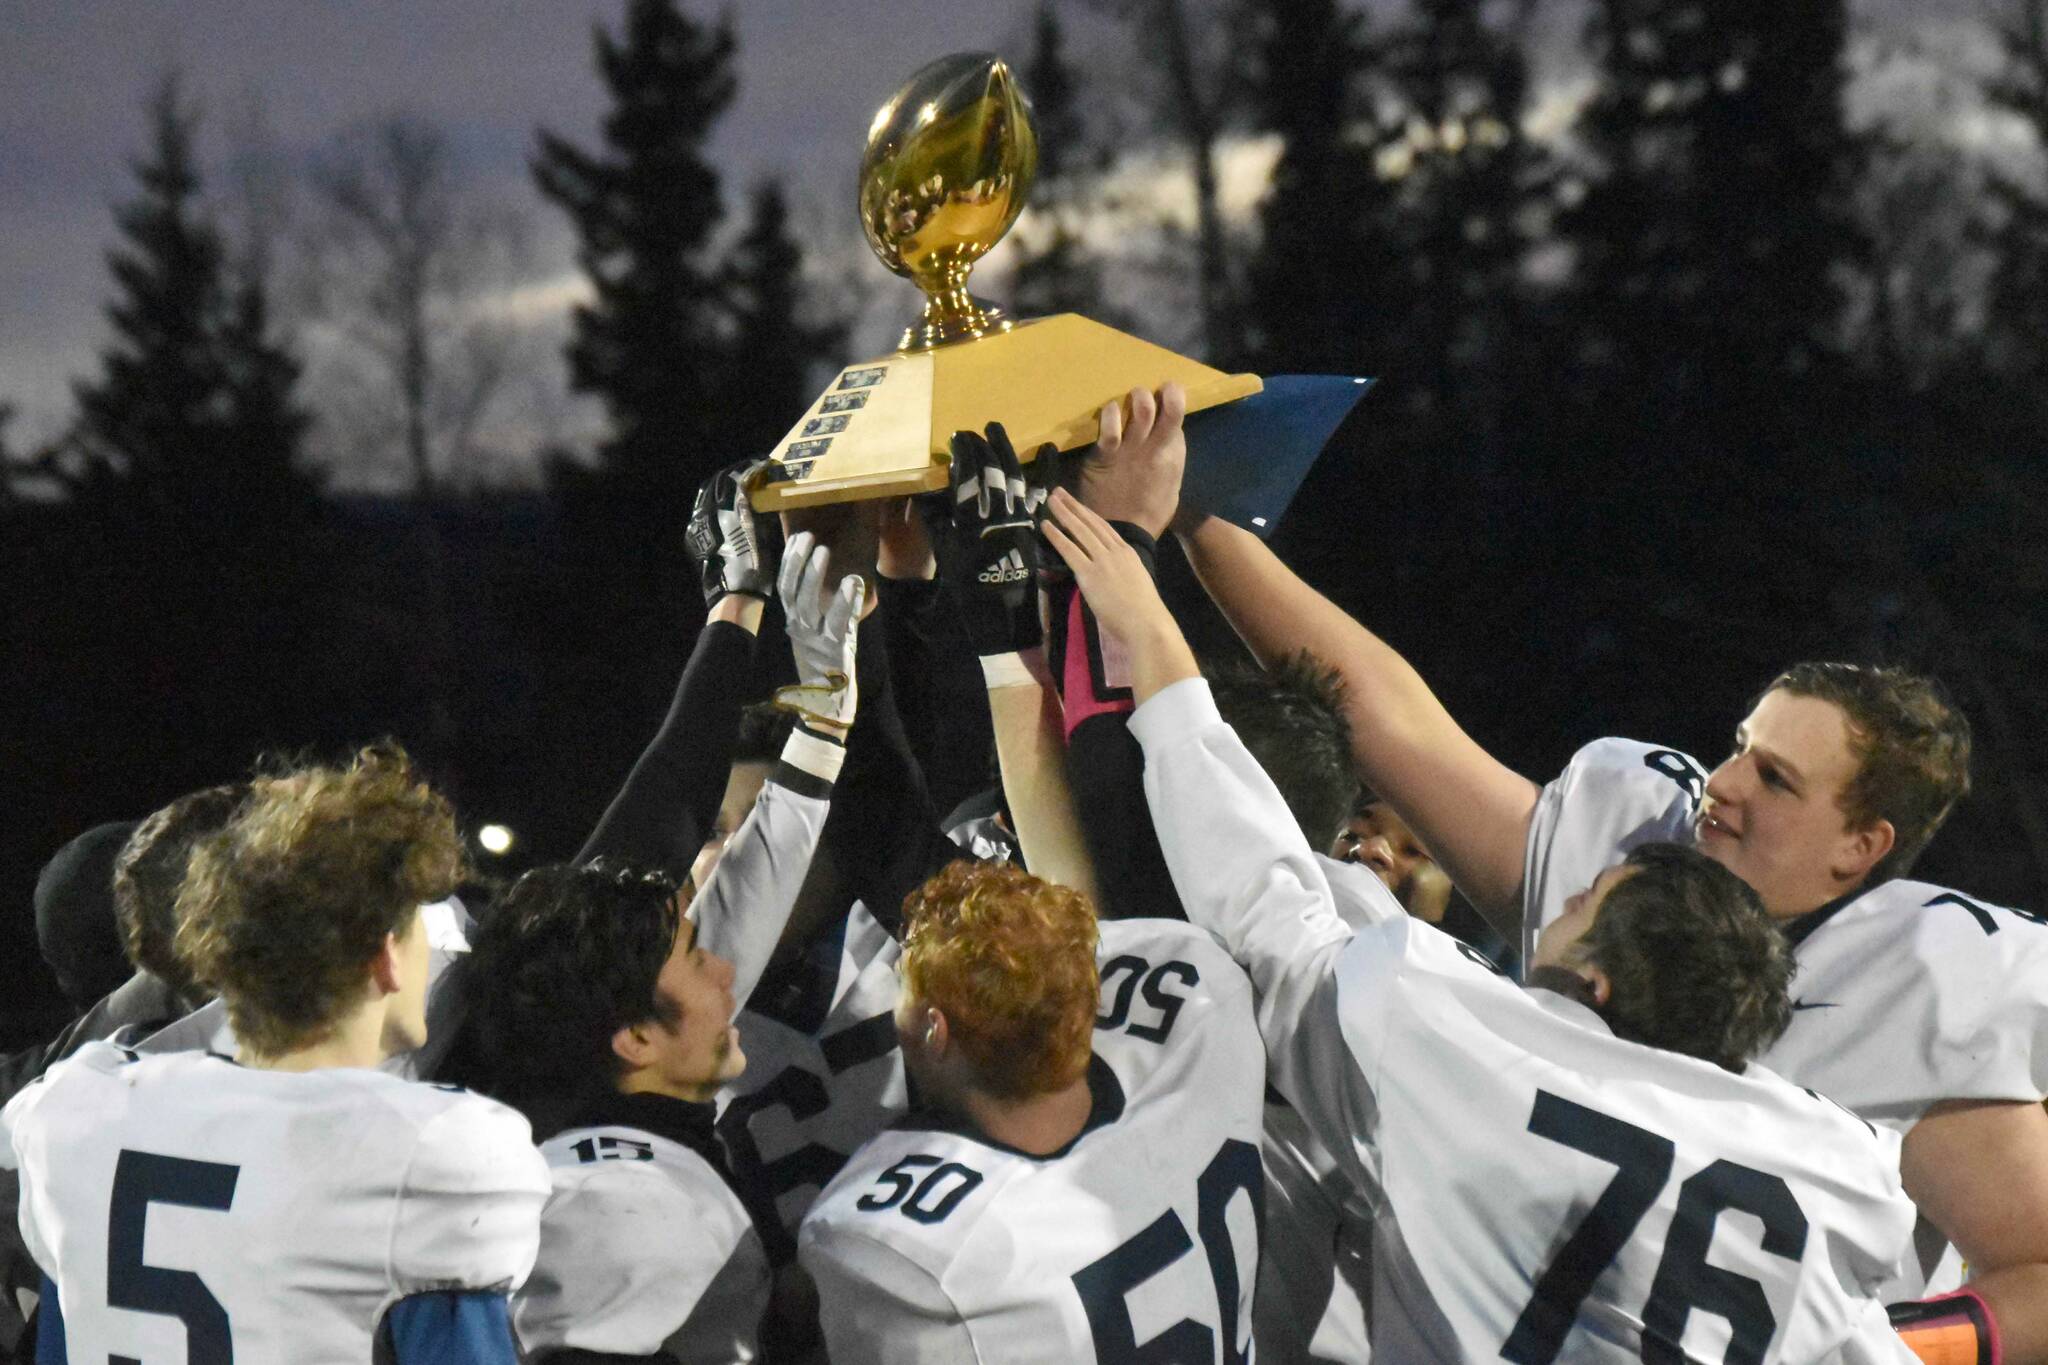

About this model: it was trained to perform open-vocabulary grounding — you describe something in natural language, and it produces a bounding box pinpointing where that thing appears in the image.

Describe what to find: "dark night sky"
[0,0,1988,470]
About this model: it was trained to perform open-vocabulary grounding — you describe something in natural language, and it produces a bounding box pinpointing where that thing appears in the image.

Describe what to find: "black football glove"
[685,460,777,608]
[939,423,1061,655]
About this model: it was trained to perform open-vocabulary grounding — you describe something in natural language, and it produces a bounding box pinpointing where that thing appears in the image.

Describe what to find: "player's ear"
[369,933,403,996]
[1580,963,1613,1009]
[611,1022,658,1071]
[922,1007,950,1059]
[1834,818,1894,885]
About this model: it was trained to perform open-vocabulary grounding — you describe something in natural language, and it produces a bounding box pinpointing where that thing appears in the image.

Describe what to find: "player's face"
[1530,863,1637,972]
[689,761,773,890]
[1330,802,1444,917]
[1696,689,1875,917]
[380,904,432,1057]
[646,912,745,1100]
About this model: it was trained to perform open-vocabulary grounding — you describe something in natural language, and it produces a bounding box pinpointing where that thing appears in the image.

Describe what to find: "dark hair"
[1763,662,1970,882]
[114,784,247,1001]
[732,701,795,766]
[462,859,682,1135]
[1207,651,1359,850]
[176,745,462,1057]
[1579,843,1794,1073]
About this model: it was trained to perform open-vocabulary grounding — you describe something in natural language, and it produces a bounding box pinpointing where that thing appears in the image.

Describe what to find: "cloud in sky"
[0,0,2023,483]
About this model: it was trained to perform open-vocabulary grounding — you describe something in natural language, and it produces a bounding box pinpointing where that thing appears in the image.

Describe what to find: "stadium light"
[478,823,515,856]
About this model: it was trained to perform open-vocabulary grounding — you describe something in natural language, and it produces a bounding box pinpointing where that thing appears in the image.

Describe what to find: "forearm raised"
[1176,515,1538,923]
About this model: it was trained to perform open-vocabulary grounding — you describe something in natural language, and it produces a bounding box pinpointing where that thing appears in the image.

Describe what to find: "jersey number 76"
[1504,1092,1807,1365]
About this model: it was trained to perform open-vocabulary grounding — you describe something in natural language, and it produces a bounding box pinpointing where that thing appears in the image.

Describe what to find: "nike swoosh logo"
[1791,1000,1839,1011]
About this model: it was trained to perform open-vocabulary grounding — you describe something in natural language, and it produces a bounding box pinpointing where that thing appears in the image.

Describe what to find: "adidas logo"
[978,549,1030,585]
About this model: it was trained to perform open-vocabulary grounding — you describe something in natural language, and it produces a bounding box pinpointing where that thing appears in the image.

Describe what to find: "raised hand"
[1040,487,1198,703]
[685,460,777,608]
[774,530,866,734]
[939,421,1060,655]
[1076,383,1188,539]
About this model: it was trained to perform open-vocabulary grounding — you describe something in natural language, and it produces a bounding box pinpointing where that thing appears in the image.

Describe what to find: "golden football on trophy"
[752,52,1261,511]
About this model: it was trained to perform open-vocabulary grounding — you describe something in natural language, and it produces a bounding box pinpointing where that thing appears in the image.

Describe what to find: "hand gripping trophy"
[748,52,1264,511]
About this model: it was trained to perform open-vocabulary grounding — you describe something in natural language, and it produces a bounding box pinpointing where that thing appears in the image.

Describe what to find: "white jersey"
[716,900,909,1262]
[799,918,1266,1365]
[1133,681,1919,1364]
[1523,736,2048,1295]
[1256,854,1399,1365]
[516,1105,767,1364]
[1,1040,547,1361]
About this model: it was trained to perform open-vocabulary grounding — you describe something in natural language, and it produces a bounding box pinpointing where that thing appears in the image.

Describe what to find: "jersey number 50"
[1069,1138,1262,1365]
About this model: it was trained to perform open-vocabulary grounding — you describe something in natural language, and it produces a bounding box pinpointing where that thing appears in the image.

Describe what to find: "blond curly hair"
[176,743,463,1056]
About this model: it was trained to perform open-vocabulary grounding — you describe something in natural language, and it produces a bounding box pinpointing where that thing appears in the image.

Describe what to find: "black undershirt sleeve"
[576,618,759,877]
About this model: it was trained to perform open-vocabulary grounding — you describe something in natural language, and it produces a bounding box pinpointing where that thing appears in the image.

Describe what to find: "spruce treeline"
[8,0,2048,1041]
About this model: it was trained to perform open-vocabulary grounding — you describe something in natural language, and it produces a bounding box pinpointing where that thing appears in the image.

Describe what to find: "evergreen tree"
[1010,2,1116,322]
[1559,0,1864,455]
[724,182,846,461]
[1979,0,2048,396]
[533,0,737,506]
[1240,0,1384,375]
[67,75,316,528]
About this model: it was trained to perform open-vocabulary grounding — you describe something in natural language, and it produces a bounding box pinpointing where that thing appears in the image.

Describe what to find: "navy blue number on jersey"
[107,1149,241,1364]
[855,1154,985,1225]
[1643,750,1707,809]
[717,1009,900,1258]
[1926,891,2048,935]
[570,1135,655,1163]
[1070,1138,1262,1365]
[1096,956,1198,1044]
[1503,1092,1806,1365]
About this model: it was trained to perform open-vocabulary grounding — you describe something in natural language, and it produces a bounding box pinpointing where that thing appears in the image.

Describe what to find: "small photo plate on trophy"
[783,438,833,463]
[820,392,870,414]
[802,414,852,437]
[771,457,819,482]
[837,366,888,391]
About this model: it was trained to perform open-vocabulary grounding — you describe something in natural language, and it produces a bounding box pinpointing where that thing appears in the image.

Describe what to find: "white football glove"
[774,530,865,733]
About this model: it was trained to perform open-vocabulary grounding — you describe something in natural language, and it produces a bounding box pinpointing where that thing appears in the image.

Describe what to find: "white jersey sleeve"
[1520,737,1707,965]
[802,1224,978,1365]
[516,1127,767,1363]
[392,1090,549,1296]
[1129,676,1395,1189]
[691,733,840,1008]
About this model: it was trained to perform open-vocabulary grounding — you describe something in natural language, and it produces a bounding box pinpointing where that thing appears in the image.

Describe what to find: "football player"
[2,744,549,1362]
[1046,489,1924,1362]
[799,858,1267,1363]
[1164,473,2048,1361]
[465,536,863,1365]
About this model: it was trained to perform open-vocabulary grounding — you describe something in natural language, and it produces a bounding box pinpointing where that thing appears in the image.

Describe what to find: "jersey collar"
[890,1053,1126,1162]
[1780,883,1870,949]
[571,1089,722,1165]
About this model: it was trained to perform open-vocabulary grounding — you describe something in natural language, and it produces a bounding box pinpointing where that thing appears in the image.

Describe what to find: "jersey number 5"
[1502,1092,1807,1365]
[107,1148,241,1364]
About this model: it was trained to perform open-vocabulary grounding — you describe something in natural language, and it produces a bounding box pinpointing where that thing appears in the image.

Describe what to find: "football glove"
[685,459,776,608]
[773,530,864,734]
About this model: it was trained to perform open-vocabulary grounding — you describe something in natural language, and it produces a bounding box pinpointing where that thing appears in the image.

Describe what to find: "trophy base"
[752,312,1263,511]
[898,295,1014,353]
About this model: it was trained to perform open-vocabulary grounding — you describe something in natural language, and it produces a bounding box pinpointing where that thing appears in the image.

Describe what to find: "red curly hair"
[900,860,1099,1099]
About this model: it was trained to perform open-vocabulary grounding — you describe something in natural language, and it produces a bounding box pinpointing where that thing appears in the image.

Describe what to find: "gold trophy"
[751,52,1262,510]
